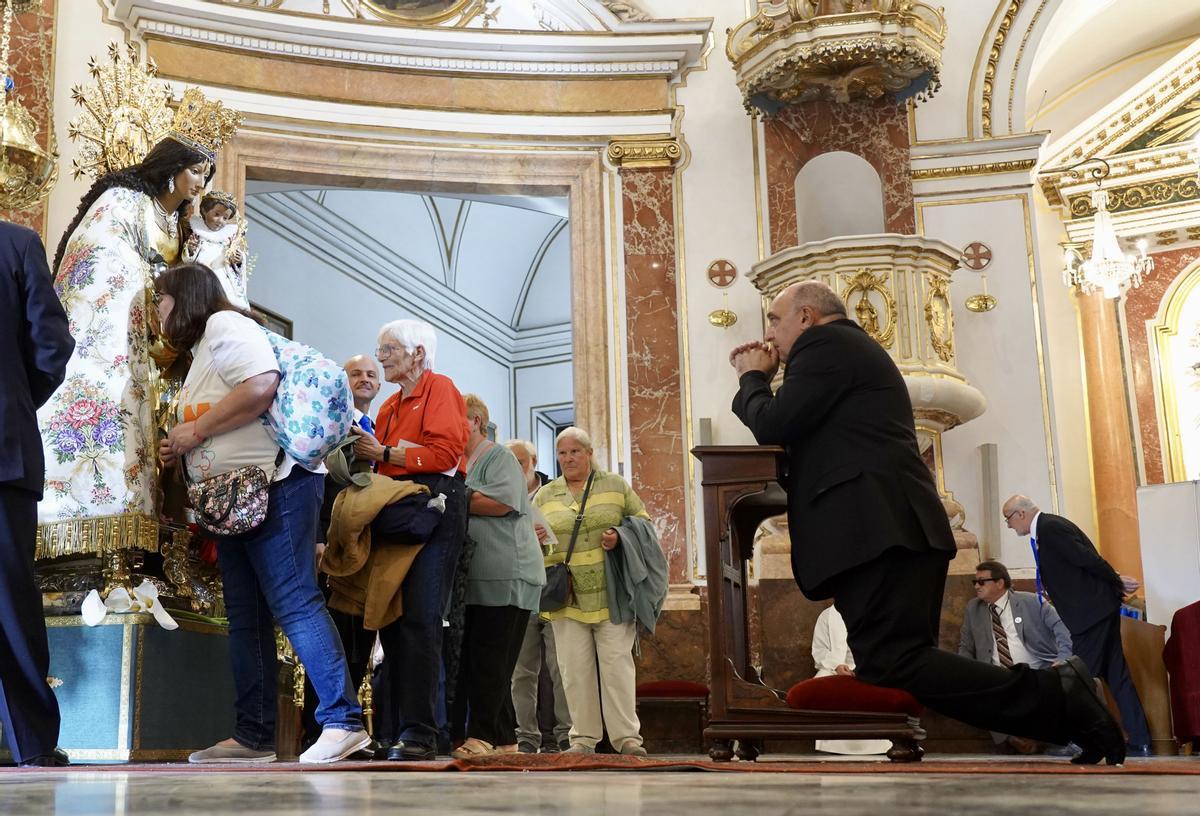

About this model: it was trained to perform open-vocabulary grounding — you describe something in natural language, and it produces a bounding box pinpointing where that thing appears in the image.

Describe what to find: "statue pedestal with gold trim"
[749,233,987,571]
[20,614,234,762]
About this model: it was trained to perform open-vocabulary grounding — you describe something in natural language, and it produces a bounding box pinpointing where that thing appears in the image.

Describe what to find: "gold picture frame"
[357,0,483,25]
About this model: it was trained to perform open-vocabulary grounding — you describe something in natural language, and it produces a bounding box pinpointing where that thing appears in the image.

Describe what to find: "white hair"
[504,439,537,460]
[378,319,438,371]
[555,426,592,450]
[555,426,601,471]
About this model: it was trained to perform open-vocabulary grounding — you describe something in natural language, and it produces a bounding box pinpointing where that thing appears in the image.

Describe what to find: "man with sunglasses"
[959,560,1075,755]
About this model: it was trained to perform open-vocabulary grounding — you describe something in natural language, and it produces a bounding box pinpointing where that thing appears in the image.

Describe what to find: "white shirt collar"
[1030,511,1042,540]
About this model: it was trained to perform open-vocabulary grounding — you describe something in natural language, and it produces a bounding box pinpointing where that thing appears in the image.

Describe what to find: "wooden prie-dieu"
[691,446,925,762]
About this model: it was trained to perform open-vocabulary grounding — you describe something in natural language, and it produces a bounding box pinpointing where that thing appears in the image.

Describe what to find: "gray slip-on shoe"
[188,741,276,764]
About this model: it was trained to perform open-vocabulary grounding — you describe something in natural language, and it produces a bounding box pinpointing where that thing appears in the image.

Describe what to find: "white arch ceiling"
[1024,0,1200,136]
[245,182,570,334]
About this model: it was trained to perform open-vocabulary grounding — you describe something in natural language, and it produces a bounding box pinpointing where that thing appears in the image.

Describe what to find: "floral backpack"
[260,330,354,469]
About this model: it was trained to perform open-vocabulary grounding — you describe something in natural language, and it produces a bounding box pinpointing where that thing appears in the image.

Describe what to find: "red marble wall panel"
[763,96,914,252]
[0,0,56,235]
[1122,246,1200,485]
[621,167,687,583]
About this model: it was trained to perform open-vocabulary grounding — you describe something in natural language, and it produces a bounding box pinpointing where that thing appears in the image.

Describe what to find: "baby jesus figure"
[183,190,250,308]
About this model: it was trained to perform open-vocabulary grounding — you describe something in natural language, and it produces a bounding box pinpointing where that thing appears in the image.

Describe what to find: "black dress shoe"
[19,747,70,768]
[1054,656,1125,766]
[387,740,436,761]
[350,739,390,761]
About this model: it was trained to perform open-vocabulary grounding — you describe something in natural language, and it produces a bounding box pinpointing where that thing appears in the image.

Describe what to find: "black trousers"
[0,486,60,763]
[829,546,1069,745]
[450,604,530,746]
[1072,613,1150,746]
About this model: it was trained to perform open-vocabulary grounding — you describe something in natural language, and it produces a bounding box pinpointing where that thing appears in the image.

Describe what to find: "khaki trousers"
[550,617,643,751]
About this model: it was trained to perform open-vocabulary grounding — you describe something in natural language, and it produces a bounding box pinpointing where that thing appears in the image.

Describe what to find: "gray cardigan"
[958,590,1073,669]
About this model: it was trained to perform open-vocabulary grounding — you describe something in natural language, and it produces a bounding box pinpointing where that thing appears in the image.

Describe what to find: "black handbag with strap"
[539,471,595,613]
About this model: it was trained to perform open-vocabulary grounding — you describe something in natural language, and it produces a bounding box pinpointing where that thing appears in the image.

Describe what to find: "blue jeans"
[377,473,466,748]
[216,468,362,750]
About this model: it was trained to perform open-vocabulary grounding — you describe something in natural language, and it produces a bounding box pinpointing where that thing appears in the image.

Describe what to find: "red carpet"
[9,754,1198,774]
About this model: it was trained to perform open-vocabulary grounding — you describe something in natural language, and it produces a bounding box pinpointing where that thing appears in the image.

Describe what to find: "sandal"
[451,737,495,759]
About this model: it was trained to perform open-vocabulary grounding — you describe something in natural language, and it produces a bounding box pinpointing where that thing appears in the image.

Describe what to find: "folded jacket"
[323,473,429,630]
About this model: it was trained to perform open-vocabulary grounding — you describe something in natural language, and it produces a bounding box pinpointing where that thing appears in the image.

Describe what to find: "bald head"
[786,281,847,319]
[344,354,381,412]
[765,280,848,359]
[1001,494,1039,536]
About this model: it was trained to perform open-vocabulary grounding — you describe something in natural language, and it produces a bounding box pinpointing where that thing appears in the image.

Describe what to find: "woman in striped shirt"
[533,426,649,756]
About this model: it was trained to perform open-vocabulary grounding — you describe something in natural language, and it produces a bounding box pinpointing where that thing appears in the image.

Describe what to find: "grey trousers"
[510,614,571,745]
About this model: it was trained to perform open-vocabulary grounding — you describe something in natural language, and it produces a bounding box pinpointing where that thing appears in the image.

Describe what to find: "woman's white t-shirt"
[180,311,285,481]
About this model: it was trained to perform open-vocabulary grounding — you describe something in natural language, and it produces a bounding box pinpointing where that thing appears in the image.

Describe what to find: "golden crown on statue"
[69,44,242,178]
[167,87,242,165]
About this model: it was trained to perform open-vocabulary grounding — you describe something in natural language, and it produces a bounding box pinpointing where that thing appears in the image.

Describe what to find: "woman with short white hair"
[533,426,649,756]
[351,318,468,761]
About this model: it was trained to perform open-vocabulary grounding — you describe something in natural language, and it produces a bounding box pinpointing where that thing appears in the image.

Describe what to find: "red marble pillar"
[0,0,57,235]
[763,96,915,250]
[1122,246,1200,485]
[619,162,688,583]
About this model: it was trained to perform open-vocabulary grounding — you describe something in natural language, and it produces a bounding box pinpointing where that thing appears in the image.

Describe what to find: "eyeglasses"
[1003,509,1020,521]
[972,578,1000,586]
[375,344,402,359]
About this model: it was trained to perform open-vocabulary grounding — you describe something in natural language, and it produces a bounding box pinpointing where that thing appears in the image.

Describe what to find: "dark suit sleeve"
[958,605,976,658]
[19,231,73,408]
[1053,519,1124,591]
[1039,599,1074,662]
[731,333,852,446]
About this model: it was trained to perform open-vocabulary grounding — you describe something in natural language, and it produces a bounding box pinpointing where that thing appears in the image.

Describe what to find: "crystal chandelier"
[0,0,57,211]
[1060,158,1153,299]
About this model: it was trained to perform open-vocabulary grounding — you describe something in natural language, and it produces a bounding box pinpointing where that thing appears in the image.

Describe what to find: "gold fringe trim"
[36,513,161,560]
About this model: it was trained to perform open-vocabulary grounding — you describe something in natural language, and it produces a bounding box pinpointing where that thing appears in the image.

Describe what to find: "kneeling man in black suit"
[729,280,1125,765]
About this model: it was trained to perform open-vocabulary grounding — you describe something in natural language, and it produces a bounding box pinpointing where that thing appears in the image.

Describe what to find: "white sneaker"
[188,740,276,764]
[299,728,372,764]
[563,744,595,754]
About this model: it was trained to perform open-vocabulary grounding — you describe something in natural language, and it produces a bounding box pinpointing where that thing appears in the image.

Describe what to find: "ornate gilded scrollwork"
[924,276,954,362]
[840,268,897,349]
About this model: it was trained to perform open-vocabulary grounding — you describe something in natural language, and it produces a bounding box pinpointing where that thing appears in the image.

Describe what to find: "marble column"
[0,0,57,234]
[1121,246,1200,485]
[609,139,688,584]
[1075,289,1144,590]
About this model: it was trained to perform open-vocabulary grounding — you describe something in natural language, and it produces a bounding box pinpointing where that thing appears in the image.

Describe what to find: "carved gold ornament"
[727,1,945,114]
[841,268,896,348]
[0,0,57,210]
[357,0,486,26]
[68,43,173,179]
[607,138,682,169]
[924,276,954,362]
[1066,175,1200,218]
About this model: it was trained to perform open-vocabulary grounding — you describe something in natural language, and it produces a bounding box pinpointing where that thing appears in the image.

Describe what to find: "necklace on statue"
[153,197,178,241]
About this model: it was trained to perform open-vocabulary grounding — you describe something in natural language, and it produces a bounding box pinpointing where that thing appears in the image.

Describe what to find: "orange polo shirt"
[374,369,468,477]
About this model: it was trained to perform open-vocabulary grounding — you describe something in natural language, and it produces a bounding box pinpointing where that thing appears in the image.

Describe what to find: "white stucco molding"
[911,131,1048,199]
[1037,38,1200,247]
[177,83,675,141]
[107,0,711,81]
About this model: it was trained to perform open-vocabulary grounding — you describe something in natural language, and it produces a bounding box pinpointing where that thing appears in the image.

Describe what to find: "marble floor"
[1,758,1197,816]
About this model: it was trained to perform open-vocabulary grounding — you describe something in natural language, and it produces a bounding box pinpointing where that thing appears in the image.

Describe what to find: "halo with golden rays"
[67,43,173,179]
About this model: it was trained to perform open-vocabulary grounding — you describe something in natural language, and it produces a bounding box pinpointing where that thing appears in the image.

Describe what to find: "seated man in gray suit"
[959,560,1075,756]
